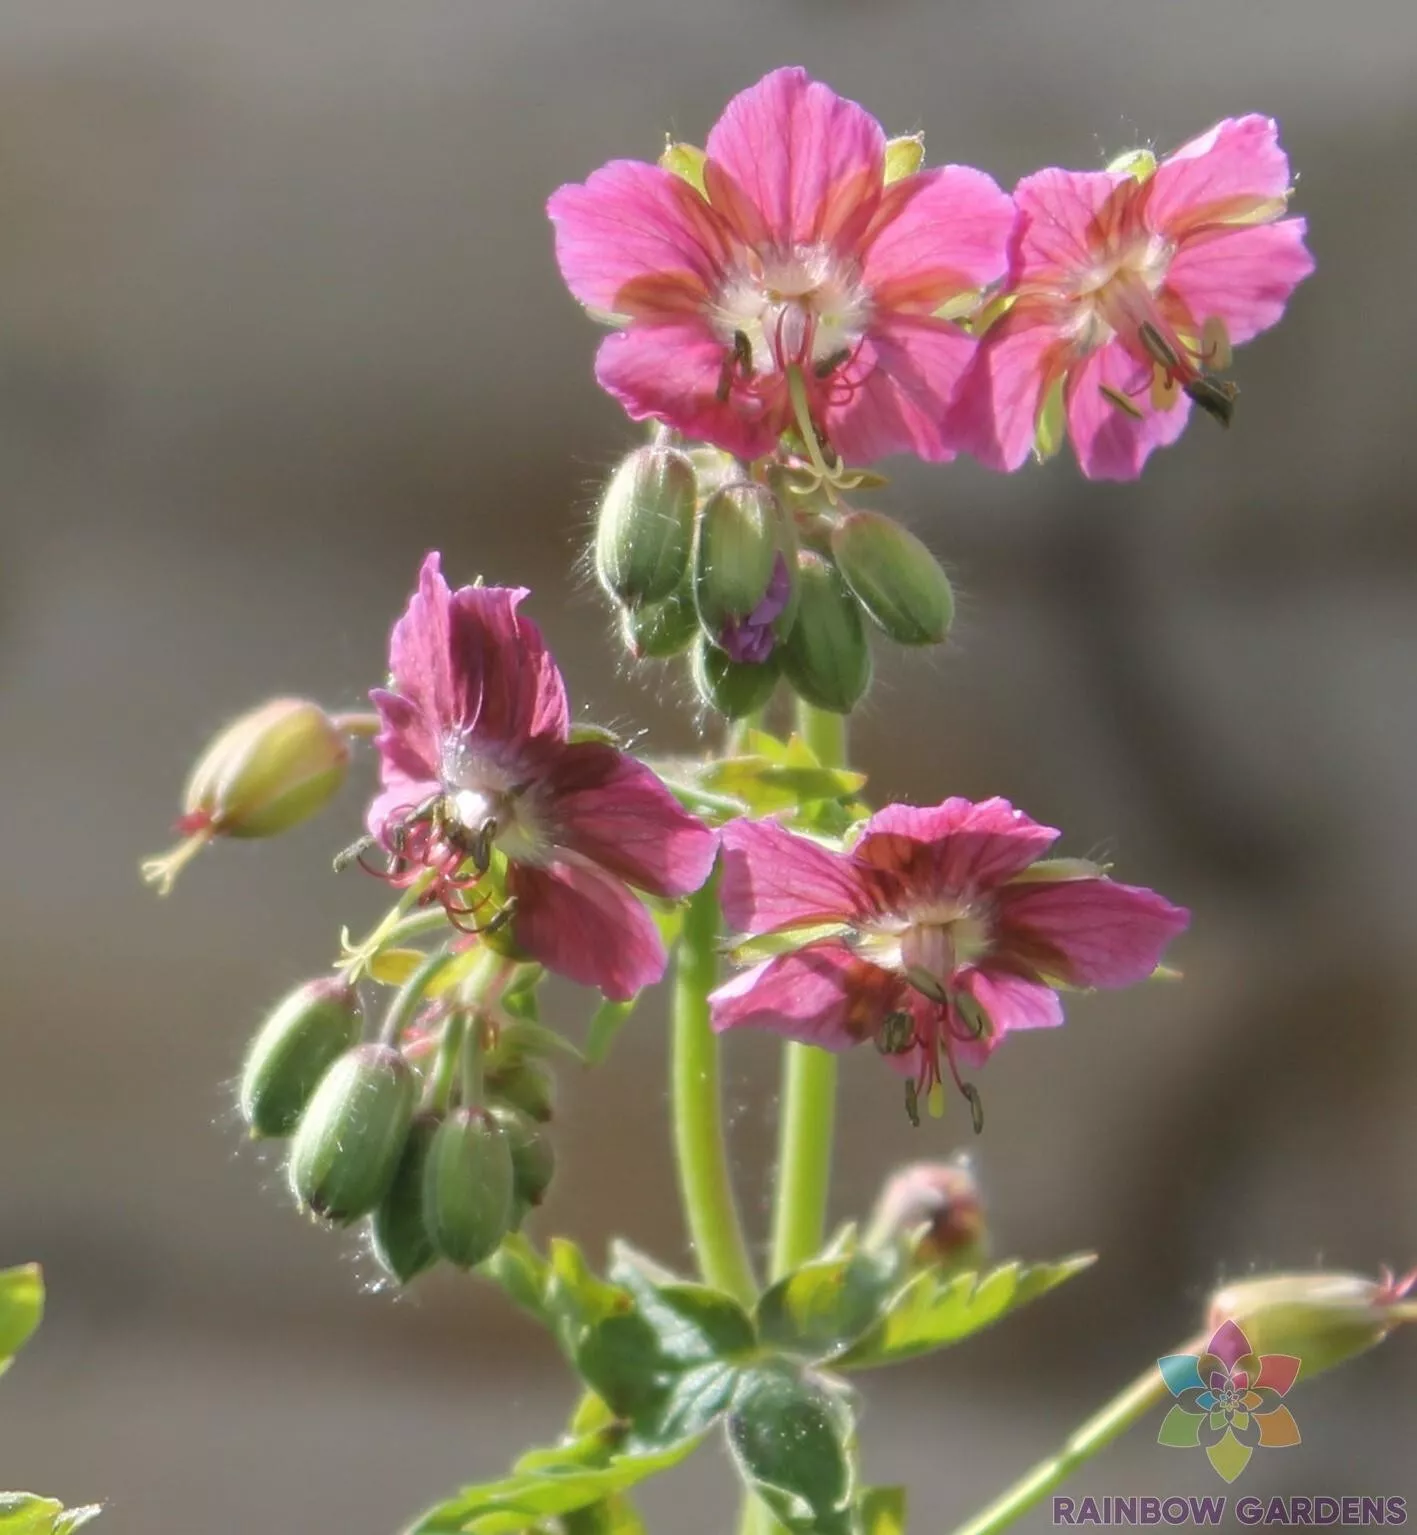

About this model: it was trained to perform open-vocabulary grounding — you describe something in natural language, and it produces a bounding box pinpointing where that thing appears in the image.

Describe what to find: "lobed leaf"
[755,1252,900,1363]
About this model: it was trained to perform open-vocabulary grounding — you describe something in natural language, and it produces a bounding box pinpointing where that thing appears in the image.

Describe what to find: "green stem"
[378,948,455,1046]
[425,1010,466,1114]
[767,700,845,1280]
[949,1347,1199,1535]
[672,874,758,1306]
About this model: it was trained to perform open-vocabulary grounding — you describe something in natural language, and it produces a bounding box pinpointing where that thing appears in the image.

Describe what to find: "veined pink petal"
[944,301,1067,472]
[861,165,1014,311]
[995,876,1189,988]
[854,797,1059,893]
[1164,218,1314,346]
[507,857,665,1000]
[828,314,976,464]
[594,324,787,459]
[546,742,717,898]
[1064,342,1192,482]
[547,160,730,320]
[958,965,1065,1040]
[719,817,876,935]
[370,685,440,791]
[1012,167,1133,285]
[1145,116,1294,238]
[448,585,569,749]
[704,67,885,248]
[708,941,885,1047]
[385,553,463,739]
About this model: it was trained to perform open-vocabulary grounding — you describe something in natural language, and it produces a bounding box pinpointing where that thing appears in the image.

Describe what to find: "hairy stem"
[672,873,758,1306]
[768,701,846,1279]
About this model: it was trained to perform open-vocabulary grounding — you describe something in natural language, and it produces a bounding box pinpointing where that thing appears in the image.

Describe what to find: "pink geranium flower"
[364,553,716,1000]
[709,798,1188,1124]
[548,67,1014,465]
[948,116,1315,480]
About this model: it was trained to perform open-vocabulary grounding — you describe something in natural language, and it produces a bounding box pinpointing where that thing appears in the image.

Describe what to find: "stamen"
[1099,383,1146,420]
[1137,320,1181,371]
[875,1010,915,1055]
[1184,375,1238,428]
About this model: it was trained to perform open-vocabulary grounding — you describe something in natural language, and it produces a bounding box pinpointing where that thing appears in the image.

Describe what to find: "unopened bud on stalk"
[594,444,697,607]
[691,634,780,719]
[487,1060,555,1123]
[693,483,798,662]
[287,1044,415,1224]
[781,551,872,714]
[370,1114,440,1284]
[141,698,350,893]
[621,578,699,660]
[422,1107,515,1268]
[239,978,362,1138]
[832,511,954,647]
[490,1103,556,1210]
[1206,1269,1417,1383]
[864,1158,986,1271]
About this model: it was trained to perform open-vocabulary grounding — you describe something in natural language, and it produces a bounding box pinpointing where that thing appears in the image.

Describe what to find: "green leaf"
[858,1485,906,1535]
[0,1266,44,1377]
[647,1361,739,1445]
[405,1428,702,1534]
[559,1492,647,1535]
[834,1254,1096,1370]
[755,1253,899,1363]
[726,1364,857,1533]
[698,756,868,817]
[482,1233,551,1322]
[584,999,637,1067]
[0,1496,101,1535]
[609,1245,757,1364]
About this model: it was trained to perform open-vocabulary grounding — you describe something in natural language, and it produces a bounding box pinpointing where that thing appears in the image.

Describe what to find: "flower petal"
[1012,167,1133,285]
[1145,116,1295,239]
[709,941,889,1047]
[547,159,730,319]
[507,857,665,1000]
[854,797,1059,893]
[944,300,1068,472]
[593,323,787,459]
[959,966,1064,1042]
[370,685,440,792]
[719,817,876,935]
[365,778,441,840]
[704,67,884,248]
[384,552,463,741]
[995,876,1189,988]
[447,585,569,750]
[828,314,976,464]
[1064,341,1192,482]
[1164,219,1314,347]
[861,164,1014,310]
[546,742,717,898]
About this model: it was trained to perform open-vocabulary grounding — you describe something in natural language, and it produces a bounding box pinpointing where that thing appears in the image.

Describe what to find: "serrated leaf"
[756,1252,899,1362]
[609,1246,756,1365]
[858,1485,906,1535]
[0,1266,44,1376]
[0,1496,100,1535]
[834,1254,1096,1370]
[645,1360,739,1445]
[585,999,637,1066]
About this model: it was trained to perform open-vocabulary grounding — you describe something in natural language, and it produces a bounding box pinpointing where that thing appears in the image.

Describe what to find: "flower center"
[712,243,871,379]
[855,903,993,998]
[440,739,545,865]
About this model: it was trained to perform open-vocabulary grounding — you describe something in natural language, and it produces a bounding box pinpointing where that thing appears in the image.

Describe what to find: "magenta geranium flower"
[365,553,716,1000]
[548,66,1015,465]
[709,797,1188,1122]
[947,116,1315,480]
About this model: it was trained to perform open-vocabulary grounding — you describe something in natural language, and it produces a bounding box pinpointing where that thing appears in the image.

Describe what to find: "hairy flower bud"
[1207,1269,1417,1383]
[864,1158,986,1271]
[422,1107,515,1269]
[691,633,780,719]
[620,578,699,660]
[831,511,954,647]
[239,978,362,1138]
[370,1114,440,1284]
[693,483,798,662]
[489,1103,556,1210]
[487,1060,555,1123]
[780,551,872,714]
[142,698,350,893]
[287,1044,415,1224]
[595,444,697,608]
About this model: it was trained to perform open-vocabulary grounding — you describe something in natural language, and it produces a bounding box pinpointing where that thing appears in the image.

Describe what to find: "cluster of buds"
[238,975,557,1285]
[596,433,954,718]
[863,1157,987,1273]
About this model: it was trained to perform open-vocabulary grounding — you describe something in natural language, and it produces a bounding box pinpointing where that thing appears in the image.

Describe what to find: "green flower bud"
[487,1060,555,1123]
[691,633,780,719]
[620,578,699,660]
[864,1158,986,1272]
[687,445,742,502]
[594,445,697,607]
[489,1103,556,1208]
[831,511,954,647]
[287,1044,415,1224]
[1207,1270,1417,1384]
[369,1114,440,1285]
[693,483,798,654]
[239,978,363,1138]
[781,552,872,715]
[422,1107,515,1269]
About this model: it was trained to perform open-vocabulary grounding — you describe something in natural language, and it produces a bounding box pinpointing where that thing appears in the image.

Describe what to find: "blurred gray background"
[2,1,1415,1530]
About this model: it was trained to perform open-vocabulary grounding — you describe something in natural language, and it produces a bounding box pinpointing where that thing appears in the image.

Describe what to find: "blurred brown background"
[2,1,1415,1530]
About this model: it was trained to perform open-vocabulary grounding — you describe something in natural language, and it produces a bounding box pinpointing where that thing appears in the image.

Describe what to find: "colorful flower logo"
[1157,1320,1302,1483]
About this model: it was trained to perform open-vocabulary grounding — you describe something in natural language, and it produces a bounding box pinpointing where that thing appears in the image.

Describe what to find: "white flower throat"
[712,243,872,375]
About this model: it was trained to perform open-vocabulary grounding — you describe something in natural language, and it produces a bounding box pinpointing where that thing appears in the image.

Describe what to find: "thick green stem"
[949,1348,1199,1535]
[378,947,455,1046]
[768,701,846,1280]
[672,874,758,1306]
